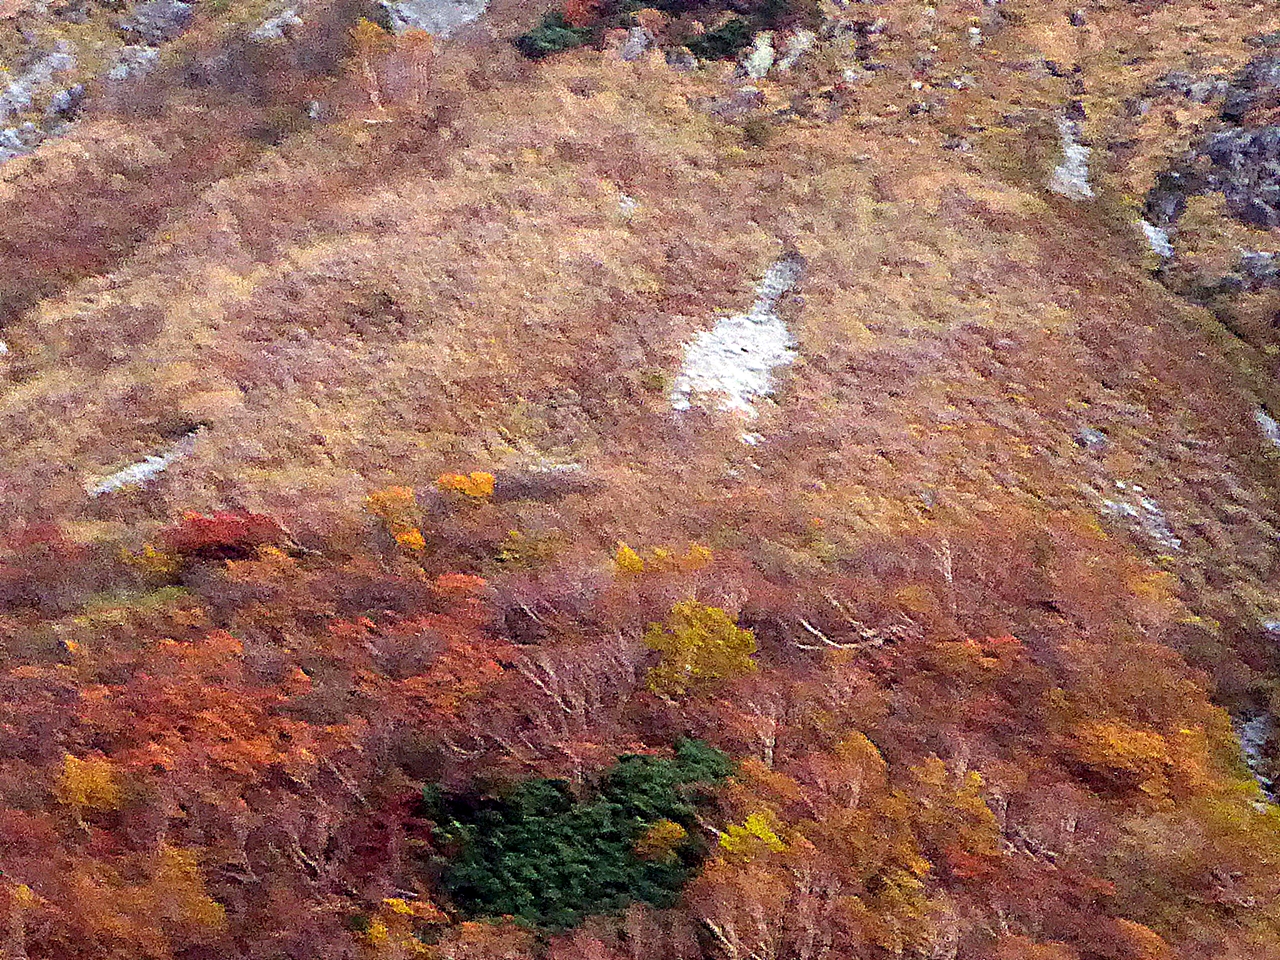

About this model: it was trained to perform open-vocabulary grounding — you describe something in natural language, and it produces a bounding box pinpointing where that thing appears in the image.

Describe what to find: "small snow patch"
[87,427,202,497]
[1095,480,1182,552]
[1256,408,1280,449]
[1139,219,1173,258]
[671,256,804,421]
[739,31,775,79]
[1048,118,1093,201]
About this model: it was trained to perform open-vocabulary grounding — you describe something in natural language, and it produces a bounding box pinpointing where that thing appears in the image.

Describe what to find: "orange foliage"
[437,471,496,499]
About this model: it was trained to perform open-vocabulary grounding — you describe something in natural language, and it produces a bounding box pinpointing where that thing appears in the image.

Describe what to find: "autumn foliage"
[0,500,1276,960]
[159,511,289,560]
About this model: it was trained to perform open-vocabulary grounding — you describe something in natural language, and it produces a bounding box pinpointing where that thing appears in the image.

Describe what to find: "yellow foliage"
[1129,570,1179,605]
[635,819,688,860]
[360,895,444,958]
[615,542,713,574]
[351,17,392,56]
[683,543,713,570]
[894,584,937,615]
[720,811,787,859]
[367,486,428,552]
[437,471,495,498]
[1066,721,1171,795]
[394,527,426,551]
[643,600,757,697]
[367,918,390,946]
[54,754,122,811]
[153,845,227,932]
[907,757,1002,860]
[615,541,645,573]
[123,543,181,579]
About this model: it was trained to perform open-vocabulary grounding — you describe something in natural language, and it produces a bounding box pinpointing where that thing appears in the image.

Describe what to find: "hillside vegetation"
[3,0,1280,957]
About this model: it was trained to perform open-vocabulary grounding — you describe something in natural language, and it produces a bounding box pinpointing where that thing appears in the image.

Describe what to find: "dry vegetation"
[3,0,1280,956]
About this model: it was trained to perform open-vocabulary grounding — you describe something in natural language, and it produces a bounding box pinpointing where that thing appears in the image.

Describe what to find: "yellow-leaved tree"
[53,754,121,812]
[643,600,757,697]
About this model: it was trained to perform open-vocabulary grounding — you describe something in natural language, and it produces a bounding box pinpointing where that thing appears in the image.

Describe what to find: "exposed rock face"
[1076,427,1109,452]
[1095,481,1183,553]
[251,7,305,42]
[108,44,161,81]
[1222,53,1280,123]
[45,83,85,119]
[1145,53,1280,231]
[380,0,487,36]
[665,46,697,71]
[618,27,653,63]
[774,29,815,72]
[1202,126,1280,228]
[0,42,76,125]
[0,43,77,162]
[705,86,765,121]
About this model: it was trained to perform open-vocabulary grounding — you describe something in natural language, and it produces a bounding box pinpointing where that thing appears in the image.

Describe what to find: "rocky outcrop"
[1145,53,1280,230]
[380,0,486,36]
[117,0,193,45]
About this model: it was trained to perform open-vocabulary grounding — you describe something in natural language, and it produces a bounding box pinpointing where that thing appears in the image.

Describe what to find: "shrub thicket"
[428,740,733,927]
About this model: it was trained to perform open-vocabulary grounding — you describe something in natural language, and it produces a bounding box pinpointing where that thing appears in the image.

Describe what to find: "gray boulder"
[618,27,653,62]
[118,0,193,45]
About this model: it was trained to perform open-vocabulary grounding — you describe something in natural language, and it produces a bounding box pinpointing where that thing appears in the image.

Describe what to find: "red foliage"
[562,0,603,27]
[160,511,289,560]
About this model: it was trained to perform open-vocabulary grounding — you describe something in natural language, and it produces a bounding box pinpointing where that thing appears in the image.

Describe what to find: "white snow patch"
[1095,480,1182,552]
[739,31,775,79]
[1256,408,1280,449]
[87,428,202,497]
[671,256,803,421]
[1047,118,1094,201]
[1139,219,1173,258]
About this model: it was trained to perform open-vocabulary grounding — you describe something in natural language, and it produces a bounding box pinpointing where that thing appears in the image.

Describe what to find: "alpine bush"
[428,740,732,927]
